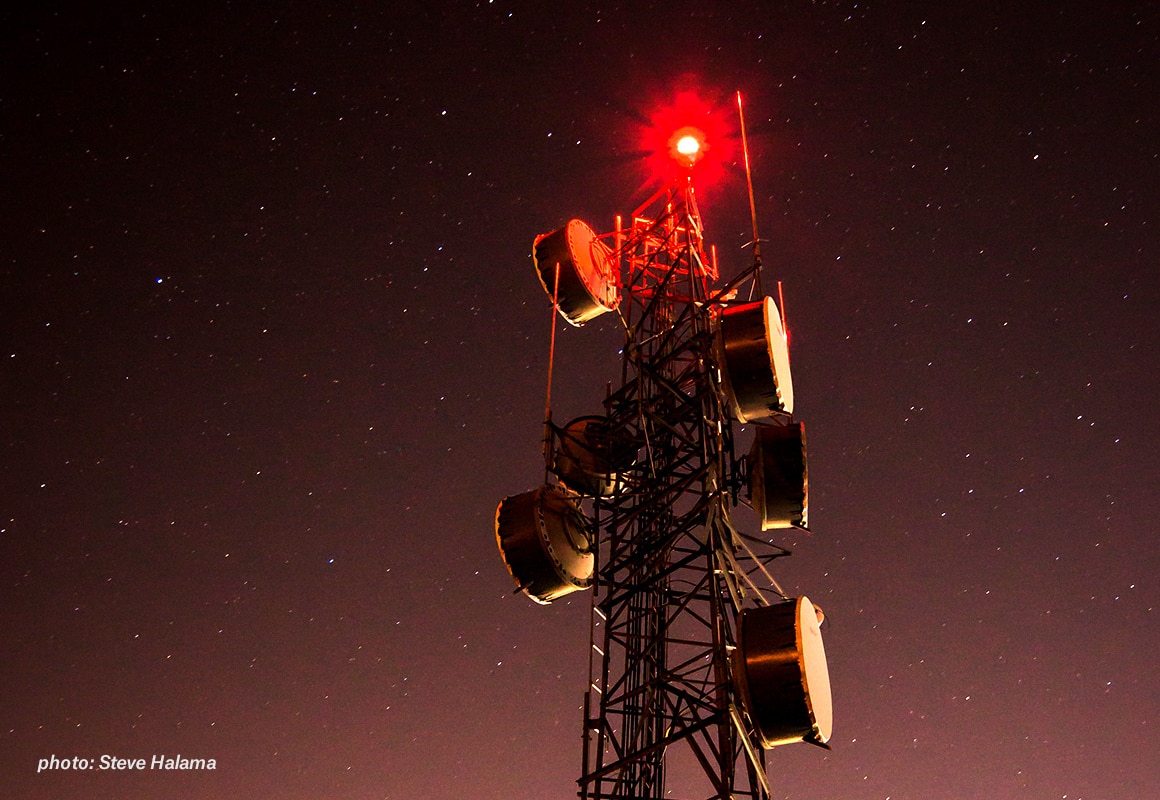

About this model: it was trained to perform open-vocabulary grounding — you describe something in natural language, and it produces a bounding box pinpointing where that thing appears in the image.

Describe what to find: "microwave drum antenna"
[733,596,833,748]
[533,219,620,326]
[748,422,808,530]
[495,484,594,604]
[714,296,794,420]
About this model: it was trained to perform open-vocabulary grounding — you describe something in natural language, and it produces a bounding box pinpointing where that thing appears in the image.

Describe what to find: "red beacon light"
[640,90,734,189]
[670,126,706,168]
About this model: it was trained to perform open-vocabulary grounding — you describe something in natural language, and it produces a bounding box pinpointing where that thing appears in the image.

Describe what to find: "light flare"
[638,89,736,189]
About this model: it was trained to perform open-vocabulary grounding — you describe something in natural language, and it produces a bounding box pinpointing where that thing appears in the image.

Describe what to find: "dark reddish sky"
[2,2,1156,799]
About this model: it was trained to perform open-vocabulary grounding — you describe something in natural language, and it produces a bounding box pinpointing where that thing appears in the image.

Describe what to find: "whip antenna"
[737,90,764,297]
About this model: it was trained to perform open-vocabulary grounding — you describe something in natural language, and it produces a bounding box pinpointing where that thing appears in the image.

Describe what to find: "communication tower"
[495,92,832,799]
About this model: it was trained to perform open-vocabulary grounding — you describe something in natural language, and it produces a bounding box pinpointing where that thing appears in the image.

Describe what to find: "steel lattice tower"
[495,96,832,800]
[580,187,779,800]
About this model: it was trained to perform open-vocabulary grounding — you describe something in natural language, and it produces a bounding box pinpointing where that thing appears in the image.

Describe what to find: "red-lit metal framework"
[496,93,831,800]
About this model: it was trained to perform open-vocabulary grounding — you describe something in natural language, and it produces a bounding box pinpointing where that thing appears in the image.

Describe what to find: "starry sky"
[2,2,1157,799]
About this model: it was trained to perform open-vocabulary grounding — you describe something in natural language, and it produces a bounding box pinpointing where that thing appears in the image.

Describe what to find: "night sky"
[3,2,1157,799]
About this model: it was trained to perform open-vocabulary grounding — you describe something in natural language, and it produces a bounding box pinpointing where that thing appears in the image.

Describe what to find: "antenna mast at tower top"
[737,90,764,298]
[494,90,833,800]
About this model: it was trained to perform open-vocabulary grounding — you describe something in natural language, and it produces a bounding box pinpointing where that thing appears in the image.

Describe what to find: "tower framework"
[579,188,783,799]
[495,100,832,800]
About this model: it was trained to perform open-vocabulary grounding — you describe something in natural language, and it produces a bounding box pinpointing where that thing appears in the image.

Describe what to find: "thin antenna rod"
[737,90,764,297]
[777,278,790,361]
[542,261,561,472]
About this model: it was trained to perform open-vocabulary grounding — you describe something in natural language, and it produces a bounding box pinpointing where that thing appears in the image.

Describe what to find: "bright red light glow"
[639,89,735,189]
[673,129,704,164]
